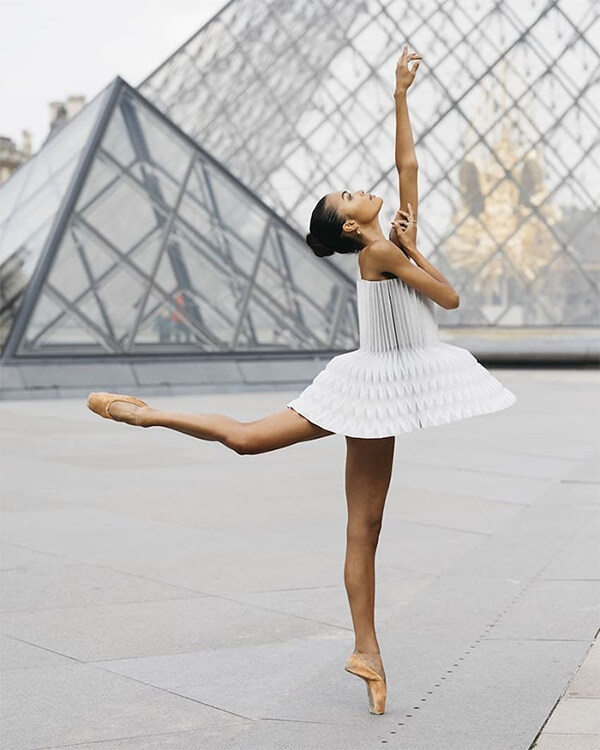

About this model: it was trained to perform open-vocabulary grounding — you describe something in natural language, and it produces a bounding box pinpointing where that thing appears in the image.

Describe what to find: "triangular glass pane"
[76,155,120,212]
[35,308,107,348]
[76,293,112,336]
[131,290,175,347]
[45,231,93,303]
[93,265,149,343]
[240,292,322,350]
[205,167,268,248]
[18,292,64,349]
[99,103,135,167]
[125,95,194,185]
[127,230,164,278]
[130,162,180,211]
[74,226,120,282]
[132,288,222,351]
[144,237,178,293]
[0,217,55,353]
[176,163,214,236]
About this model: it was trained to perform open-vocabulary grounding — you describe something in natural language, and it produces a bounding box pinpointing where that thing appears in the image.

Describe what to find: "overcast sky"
[2,0,229,151]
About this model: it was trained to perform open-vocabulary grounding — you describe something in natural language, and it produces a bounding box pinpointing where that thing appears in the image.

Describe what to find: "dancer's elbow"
[396,159,418,173]
[446,292,460,309]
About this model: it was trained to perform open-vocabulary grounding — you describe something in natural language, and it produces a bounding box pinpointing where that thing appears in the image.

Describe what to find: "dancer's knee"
[347,517,383,546]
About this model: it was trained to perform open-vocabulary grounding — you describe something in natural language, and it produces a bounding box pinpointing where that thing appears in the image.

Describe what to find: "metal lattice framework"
[0,80,357,358]
[141,0,600,327]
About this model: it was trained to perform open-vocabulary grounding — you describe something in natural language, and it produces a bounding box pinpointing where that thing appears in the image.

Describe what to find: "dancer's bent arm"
[367,237,459,309]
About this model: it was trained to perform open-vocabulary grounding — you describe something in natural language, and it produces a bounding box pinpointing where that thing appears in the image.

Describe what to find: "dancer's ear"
[342,218,360,236]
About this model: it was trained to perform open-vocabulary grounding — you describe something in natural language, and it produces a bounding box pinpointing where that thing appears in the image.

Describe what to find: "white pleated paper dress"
[286,264,517,438]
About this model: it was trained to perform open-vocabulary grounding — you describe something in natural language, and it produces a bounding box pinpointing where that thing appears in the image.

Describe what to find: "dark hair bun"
[306,232,334,257]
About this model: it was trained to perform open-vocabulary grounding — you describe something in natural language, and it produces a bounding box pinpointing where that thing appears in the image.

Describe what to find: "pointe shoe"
[87,392,148,421]
[344,652,387,715]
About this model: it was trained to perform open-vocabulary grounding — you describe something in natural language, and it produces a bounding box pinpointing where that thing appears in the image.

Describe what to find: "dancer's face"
[326,190,383,233]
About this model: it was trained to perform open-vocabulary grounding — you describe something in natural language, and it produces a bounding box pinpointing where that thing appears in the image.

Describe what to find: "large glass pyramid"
[0,79,357,359]
[140,0,599,328]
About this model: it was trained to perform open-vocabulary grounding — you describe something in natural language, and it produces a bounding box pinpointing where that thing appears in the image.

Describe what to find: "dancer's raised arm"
[389,45,421,252]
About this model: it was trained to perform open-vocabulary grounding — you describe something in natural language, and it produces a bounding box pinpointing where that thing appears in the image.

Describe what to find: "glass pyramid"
[1,79,357,359]
[140,0,599,328]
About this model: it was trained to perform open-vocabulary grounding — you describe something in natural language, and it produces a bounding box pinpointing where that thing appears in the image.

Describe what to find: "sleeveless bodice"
[356,274,440,352]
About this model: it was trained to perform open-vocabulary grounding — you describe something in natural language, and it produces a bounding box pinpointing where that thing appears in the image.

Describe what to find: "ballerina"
[87,45,516,715]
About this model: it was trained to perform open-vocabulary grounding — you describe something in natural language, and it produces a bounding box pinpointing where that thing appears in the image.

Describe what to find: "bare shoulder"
[367,238,411,259]
[364,239,458,310]
[360,239,411,277]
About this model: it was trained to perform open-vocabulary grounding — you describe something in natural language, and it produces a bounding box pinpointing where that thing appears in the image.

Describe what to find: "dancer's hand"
[394,44,422,95]
[390,202,417,254]
[388,214,411,258]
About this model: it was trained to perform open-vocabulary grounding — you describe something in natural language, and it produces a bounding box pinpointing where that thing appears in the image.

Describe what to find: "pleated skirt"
[286,341,517,438]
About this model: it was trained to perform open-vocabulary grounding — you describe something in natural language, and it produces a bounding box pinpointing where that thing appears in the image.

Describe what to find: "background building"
[0,132,32,185]
[46,95,87,143]
[0,0,597,399]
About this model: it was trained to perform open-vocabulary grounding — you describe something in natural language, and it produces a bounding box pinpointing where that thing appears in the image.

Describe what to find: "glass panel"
[206,168,268,245]
[80,169,168,251]
[125,93,194,185]
[21,291,68,347]
[177,162,212,225]
[0,218,54,351]
[32,310,107,348]
[93,267,148,342]
[99,104,136,167]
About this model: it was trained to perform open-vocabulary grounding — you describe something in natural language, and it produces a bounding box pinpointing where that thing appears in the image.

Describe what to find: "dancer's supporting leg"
[105,400,333,454]
[344,435,395,679]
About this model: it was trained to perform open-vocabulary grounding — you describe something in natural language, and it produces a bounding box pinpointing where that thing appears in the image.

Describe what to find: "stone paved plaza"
[1,367,598,749]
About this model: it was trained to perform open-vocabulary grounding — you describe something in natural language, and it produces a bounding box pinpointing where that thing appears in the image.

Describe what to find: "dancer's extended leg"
[104,399,333,454]
[344,435,395,680]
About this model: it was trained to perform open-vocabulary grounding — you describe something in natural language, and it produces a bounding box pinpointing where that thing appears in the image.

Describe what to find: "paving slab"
[0,557,202,613]
[43,724,257,750]
[0,633,69,671]
[0,662,245,750]
[531,636,600,748]
[0,594,344,663]
[540,697,600,735]
[532,735,600,750]
[566,639,600,699]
